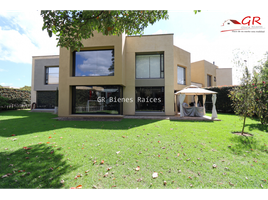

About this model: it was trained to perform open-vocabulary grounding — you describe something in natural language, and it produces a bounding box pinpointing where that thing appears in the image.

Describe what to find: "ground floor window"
[72,86,122,115]
[135,87,164,112]
[36,91,56,109]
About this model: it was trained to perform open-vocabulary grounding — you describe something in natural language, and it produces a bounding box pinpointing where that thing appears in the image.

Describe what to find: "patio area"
[124,113,220,121]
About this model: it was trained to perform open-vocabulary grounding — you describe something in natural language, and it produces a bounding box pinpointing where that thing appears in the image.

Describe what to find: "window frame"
[71,85,123,115]
[72,49,115,77]
[45,66,59,85]
[135,86,165,112]
[207,74,212,87]
[135,52,164,79]
[177,65,186,85]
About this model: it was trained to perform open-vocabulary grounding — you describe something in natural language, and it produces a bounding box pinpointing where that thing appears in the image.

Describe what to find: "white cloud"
[0,11,59,64]
[0,68,7,72]
[153,29,168,35]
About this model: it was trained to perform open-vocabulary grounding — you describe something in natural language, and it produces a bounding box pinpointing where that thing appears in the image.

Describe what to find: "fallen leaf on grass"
[100,160,104,164]
[212,164,217,168]
[260,184,263,188]
[116,151,120,154]
[48,136,52,139]
[70,185,82,189]
[2,173,12,178]
[137,178,142,182]
[152,172,158,179]
[229,182,234,186]
[60,180,64,184]
[11,134,16,136]
[135,166,140,171]
[103,172,108,177]
[50,150,54,154]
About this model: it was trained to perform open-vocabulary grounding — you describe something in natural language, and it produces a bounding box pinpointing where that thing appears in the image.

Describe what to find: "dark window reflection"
[72,86,122,114]
[74,50,114,76]
[36,91,56,109]
[135,87,164,112]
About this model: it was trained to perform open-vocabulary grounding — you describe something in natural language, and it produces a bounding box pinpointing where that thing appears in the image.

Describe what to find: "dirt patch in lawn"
[232,132,253,137]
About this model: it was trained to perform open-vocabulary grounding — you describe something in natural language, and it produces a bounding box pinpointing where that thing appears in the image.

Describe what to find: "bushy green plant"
[198,86,236,113]
[0,96,9,108]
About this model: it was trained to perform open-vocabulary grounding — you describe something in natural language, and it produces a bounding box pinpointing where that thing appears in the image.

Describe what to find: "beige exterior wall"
[125,34,175,115]
[50,33,191,117]
[58,32,126,117]
[191,60,232,87]
[216,68,232,86]
[191,60,217,87]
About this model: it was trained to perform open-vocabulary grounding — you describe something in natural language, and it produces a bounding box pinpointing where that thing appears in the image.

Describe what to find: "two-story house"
[31,32,232,117]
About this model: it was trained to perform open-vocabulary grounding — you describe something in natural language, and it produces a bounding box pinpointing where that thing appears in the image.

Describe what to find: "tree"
[41,10,169,51]
[0,96,9,108]
[252,53,268,125]
[229,67,255,135]
[21,86,31,91]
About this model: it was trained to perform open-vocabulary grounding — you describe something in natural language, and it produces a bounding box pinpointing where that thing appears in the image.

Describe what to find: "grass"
[0,110,268,189]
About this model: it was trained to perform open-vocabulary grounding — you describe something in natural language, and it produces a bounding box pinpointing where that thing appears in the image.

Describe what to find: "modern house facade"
[31,32,232,117]
[31,55,59,109]
[191,60,232,87]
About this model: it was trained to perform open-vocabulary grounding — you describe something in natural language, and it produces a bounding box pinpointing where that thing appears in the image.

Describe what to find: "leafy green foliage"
[252,56,268,125]
[198,86,236,113]
[41,10,169,51]
[0,88,31,110]
[229,67,255,134]
[0,96,9,107]
[20,86,31,91]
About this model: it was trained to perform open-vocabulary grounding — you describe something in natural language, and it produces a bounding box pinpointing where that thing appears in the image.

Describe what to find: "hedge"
[198,85,238,113]
[0,88,31,110]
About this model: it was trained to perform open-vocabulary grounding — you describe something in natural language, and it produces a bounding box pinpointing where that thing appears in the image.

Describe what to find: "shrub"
[0,88,31,110]
[198,85,237,113]
[0,96,9,109]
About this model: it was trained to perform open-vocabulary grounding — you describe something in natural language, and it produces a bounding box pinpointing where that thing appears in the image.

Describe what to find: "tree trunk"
[242,116,246,135]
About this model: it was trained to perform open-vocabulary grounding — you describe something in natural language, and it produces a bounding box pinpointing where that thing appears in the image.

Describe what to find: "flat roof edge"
[127,33,174,37]
[32,55,59,58]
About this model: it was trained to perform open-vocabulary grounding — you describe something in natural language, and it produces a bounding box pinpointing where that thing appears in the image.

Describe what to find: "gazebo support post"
[203,94,206,116]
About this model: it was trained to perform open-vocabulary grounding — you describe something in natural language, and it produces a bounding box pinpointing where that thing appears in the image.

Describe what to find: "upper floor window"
[45,67,59,85]
[136,53,164,79]
[73,49,114,76]
[207,75,212,87]
[177,66,186,85]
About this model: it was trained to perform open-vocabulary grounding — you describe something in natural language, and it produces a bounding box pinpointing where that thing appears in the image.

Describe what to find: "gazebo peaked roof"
[175,85,217,95]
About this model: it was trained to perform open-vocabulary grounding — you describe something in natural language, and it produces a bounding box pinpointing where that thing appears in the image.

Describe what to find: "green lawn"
[0,110,267,189]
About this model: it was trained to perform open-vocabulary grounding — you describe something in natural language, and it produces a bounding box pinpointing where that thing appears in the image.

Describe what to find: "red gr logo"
[241,16,261,26]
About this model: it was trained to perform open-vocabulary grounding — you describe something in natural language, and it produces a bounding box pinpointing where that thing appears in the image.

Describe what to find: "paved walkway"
[124,115,220,121]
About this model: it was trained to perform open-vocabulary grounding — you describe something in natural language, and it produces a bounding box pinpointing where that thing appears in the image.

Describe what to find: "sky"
[0,4,268,88]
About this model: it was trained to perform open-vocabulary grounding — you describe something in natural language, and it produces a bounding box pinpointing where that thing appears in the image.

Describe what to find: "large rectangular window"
[135,87,164,112]
[73,49,114,76]
[136,53,164,79]
[36,91,56,109]
[177,66,186,85]
[45,67,59,84]
[72,86,122,114]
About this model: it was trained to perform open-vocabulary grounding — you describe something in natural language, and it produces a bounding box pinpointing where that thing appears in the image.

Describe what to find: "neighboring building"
[31,32,232,117]
[31,55,59,109]
[191,60,232,87]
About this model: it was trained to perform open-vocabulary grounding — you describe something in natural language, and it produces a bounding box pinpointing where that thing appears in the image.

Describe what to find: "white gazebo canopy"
[174,85,218,118]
